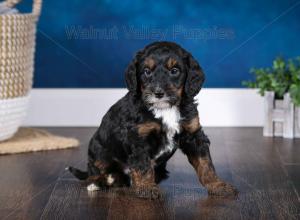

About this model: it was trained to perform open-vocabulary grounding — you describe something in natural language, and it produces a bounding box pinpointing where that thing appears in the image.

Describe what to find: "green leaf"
[243,56,300,104]
[289,84,300,106]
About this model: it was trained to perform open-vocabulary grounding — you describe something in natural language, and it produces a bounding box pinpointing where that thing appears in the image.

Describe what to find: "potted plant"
[243,57,300,138]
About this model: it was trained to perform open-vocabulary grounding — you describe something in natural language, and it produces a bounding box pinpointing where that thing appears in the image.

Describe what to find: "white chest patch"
[150,106,181,159]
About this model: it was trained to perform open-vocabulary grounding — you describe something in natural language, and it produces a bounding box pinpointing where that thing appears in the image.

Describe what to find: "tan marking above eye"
[167,58,178,69]
[137,122,161,137]
[144,57,156,70]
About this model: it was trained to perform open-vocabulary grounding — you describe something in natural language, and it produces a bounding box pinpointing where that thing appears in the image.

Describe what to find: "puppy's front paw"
[207,181,238,197]
[133,185,162,199]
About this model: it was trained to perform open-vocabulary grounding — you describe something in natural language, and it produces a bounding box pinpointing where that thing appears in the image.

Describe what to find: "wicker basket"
[0,0,41,141]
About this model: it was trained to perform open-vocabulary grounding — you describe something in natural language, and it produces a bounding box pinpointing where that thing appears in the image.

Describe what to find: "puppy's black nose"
[154,88,164,99]
[155,92,164,99]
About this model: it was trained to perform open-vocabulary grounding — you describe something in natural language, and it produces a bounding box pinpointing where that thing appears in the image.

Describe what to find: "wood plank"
[275,138,300,164]
[0,127,94,219]
[40,179,113,220]
[285,165,300,197]
[0,127,300,219]
[223,128,300,219]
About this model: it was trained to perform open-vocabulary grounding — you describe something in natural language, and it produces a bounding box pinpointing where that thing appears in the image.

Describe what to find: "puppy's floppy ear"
[125,52,141,94]
[184,52,205,97]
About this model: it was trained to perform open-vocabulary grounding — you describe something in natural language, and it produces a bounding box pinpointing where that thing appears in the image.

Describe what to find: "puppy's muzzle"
[153,87,165,99]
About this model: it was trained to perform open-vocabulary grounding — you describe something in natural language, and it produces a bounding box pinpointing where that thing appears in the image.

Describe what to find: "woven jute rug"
[0,128,79,155]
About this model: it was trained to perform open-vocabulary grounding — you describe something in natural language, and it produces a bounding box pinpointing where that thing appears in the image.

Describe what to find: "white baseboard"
[24,88,264,127]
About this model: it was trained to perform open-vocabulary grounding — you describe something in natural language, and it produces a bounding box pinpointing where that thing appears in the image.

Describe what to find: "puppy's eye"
[143,68,152,77]
[170,67,180,76]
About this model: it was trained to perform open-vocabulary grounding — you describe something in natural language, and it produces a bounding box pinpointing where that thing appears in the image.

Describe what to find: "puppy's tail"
[66,166,88,180]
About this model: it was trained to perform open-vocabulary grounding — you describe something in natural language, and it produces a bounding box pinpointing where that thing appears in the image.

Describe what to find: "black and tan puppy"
[67,41,238,198]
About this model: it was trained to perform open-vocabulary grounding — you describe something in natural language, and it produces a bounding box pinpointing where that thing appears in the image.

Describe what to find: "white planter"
[295,107,300,138]
[263,91,300,138]
[0,95,30,141]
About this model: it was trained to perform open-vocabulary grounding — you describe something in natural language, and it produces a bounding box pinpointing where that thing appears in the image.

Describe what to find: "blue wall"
[19,0,300,88]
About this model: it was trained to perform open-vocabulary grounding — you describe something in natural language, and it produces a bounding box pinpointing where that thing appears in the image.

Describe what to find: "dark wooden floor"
[0,127,299,220]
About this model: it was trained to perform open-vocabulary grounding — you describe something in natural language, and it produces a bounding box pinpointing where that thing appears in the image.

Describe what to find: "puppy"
[67,41,238,198]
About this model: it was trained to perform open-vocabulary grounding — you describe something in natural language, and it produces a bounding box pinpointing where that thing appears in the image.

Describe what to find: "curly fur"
[67,41,238,198]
